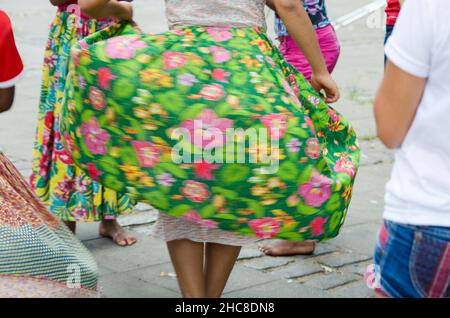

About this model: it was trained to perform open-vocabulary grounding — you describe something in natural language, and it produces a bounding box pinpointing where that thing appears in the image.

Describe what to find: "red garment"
[0,10,23,88]
[385,0,401,26]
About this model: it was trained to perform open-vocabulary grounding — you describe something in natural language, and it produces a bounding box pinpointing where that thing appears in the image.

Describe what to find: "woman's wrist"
[311,65,329,78]
[310,52,328,76]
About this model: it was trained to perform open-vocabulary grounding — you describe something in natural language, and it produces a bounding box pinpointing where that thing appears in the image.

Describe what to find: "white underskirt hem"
[151,213,259,246]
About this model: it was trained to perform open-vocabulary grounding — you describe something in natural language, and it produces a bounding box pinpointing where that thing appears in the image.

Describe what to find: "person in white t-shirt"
[369,0,450,298]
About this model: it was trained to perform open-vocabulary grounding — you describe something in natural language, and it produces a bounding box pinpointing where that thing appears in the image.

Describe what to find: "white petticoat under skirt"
[152,213,258,246]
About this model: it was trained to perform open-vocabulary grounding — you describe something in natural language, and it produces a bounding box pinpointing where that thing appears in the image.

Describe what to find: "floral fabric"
[31,9,134,222]
[60,22,360,241]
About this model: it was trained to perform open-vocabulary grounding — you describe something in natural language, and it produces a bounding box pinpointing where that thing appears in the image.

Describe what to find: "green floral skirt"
[60,22,360,241]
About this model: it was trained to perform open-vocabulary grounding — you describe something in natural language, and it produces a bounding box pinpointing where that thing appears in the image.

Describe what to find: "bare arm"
[78,0,133,20]
[273,0,340,103]
[400,0,405,7]
[374,60,426,148]
[274,0,327,74]
[0,87,15,113]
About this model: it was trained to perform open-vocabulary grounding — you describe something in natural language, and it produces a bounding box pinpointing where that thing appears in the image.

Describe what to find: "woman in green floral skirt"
[64,0,359,297]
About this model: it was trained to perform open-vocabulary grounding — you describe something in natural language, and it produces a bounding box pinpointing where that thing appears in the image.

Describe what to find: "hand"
[49,0,73,6]
[116,1,133,20]
[310,71,340,103]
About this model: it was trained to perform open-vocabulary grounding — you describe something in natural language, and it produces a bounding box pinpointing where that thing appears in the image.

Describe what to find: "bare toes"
[125,235,137,246]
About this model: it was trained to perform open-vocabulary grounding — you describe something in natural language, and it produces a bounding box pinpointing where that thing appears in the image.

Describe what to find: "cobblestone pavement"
[1,0,392,297]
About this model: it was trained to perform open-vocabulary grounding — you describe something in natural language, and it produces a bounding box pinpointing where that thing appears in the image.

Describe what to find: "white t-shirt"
[384,0,450,227]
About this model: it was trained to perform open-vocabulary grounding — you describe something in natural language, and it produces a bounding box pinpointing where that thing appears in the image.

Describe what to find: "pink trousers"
[279,24,340,81]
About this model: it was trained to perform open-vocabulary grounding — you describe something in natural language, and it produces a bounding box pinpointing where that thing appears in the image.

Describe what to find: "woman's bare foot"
[258,240,316,256]
[99,219,137,247]
[64,221,76,233]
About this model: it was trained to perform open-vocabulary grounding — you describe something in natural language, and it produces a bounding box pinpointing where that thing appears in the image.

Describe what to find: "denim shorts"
[372,220,450,298]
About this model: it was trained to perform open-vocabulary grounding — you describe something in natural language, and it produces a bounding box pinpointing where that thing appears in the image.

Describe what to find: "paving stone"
[302,272,360,290]
[10,159,31,171]
[359,139,394,166]
[270,260,323,279]
[317,252,372,269]
[283,243,340,263]
[328,222,381,255]
[343,201,383,227]
[128,263,278,294]
[224,266,279,293]
[76,222,102,241]
[345,117,376,140]
[224,279,334,298]
[341,260,373,276]
[130,223,155,236]
[351,161,392,196]
[244,257,292,270]
[311,243,339,256]
[84,235,171,272]
[329,280,375,298]
[238,248,264,260]
[133,202,157,212]
[99,272,179,298]
[118,210,158,226]
[125,262,180,293]
[359,152,390,167]
[18,169,31,178]
[97,264,115,277]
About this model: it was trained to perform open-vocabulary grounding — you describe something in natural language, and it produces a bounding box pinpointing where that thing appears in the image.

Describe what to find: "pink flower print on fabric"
[207,27,233,42]
[249,218,281,238]
[86,163,103,181]
[131,141,161,168]
[177,73,198,86]
[310,216,329,236]
[180,108,233,149]
[81,117,110,155]
[305,138,321,159]
[163,52,188,70]
[181,180,210,203]
[156,173,176,187]
[88,86,106,110]
[199,84,225,101]
[299,170,332,207]
[105,36,147,59]
[260,113,288,141]
[210,46,231,63]
[283,81,302,107]
[334,157,356,178]
[182,210,218,228]
[211,69,230,83]
[98,68,116,90]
